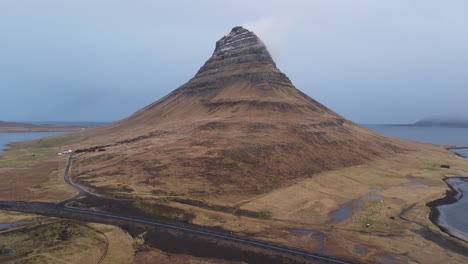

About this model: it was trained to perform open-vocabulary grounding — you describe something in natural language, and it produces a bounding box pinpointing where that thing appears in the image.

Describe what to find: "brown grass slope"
[73,26,421,200]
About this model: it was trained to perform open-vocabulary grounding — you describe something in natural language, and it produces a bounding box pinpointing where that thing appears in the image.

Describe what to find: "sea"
[363,124,468,157]
[363,124,468,146]
[363,124,468,240]
[438,178,468,241]
[0,122,109,152]
[0,131,71,152]
[27,121,109,126]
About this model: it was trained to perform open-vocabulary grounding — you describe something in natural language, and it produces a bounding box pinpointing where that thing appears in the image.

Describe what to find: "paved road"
[58,155,87,205]
[0,154,358,264]
[0,200,357,264]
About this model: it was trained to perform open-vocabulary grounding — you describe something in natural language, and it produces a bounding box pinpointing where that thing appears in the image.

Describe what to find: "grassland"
[0,210,135,264]
[0,133,88,168]
[133,201,195,222]
[2,125,468,263]
[0,133,90,202]
[0,212,104,264]
[60,122,468,263]
[107,146,468,264]
[233,148,468,263]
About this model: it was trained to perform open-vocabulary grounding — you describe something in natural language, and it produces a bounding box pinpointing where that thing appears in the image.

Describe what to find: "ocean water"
[27,121,109,126]
[0,121,107,152]
[364,124,468,241]
[452,148,468,158]
[439,178,468,240]
[363,124,468,146]
[0,131,70,152]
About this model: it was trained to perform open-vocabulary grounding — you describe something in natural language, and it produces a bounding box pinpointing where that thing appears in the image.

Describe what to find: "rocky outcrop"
[141,26,335,115]
[195,26,276,76]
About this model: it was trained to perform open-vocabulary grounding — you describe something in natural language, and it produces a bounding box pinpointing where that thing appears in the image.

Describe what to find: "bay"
[364,124,468,242]
[0,131,71,152]
[363,124,468,146]
[438,178,468,241]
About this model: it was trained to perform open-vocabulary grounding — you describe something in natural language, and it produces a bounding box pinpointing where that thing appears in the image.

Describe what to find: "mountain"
[73,26,414,199]
[101,26,337,132]
[0,120,98,131]
[0,121,38,128]
[414,116,468,127]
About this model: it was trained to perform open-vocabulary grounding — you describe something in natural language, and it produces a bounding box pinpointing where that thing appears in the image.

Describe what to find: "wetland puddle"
[330,180,429,223]
[284,228,326,255]
[390,198,404,204]
[331,200,363,223]
[402,182,428,187]
[375,254,404,264]
[311,232,326,255]
[355,245,368,255]
[372,182,428,192]
[285,228,314,236]
[361,194,382,199]
[0,221,31,230]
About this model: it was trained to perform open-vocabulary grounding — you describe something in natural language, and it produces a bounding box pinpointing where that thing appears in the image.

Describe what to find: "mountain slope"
[73,27,414,200]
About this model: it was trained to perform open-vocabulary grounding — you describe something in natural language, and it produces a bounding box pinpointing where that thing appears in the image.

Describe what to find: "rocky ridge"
[139,26,334,119]
[196,26,276,76]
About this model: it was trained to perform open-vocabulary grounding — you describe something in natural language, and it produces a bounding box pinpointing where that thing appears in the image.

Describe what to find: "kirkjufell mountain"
[74,26,414,198]
[109,26,336,125]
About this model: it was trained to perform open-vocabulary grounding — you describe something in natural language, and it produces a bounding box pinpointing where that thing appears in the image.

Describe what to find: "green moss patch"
[133,202,195,222]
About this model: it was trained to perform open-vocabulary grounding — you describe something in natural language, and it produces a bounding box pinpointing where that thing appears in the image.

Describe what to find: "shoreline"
[0,130,75,152]
[0,127,89,133]
[427,177,468,243]
[446,147,468,158]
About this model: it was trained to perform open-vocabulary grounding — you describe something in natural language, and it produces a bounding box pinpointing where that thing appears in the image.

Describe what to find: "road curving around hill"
[0,199,357,264]
[58,155,87,205]
[0,154,359,264]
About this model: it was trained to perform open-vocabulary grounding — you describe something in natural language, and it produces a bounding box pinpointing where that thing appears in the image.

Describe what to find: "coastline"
[0,122,101,133]
[0,130,74,152]
[427,177,468,242]
[0,127,89,133]
[446,147,468,158]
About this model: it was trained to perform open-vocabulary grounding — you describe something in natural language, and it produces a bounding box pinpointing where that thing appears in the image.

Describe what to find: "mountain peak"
[146,26,331,117]
[196,26,275,76]
[84,26,410,200]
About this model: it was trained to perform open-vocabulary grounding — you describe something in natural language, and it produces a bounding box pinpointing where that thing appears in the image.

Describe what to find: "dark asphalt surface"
[58,155,87,205]
[0,154,359,264]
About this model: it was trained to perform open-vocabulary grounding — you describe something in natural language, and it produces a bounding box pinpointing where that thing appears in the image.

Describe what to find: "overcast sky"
[1,0,467,124]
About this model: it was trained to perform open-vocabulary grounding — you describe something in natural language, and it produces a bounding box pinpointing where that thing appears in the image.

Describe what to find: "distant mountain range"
[0,121,38,128]
[0,120,98,132]
[414,116,468,127]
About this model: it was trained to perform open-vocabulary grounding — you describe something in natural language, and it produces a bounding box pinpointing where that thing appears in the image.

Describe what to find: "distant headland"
[0,120,100,133]
[413,116,468,128]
